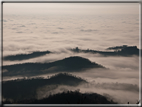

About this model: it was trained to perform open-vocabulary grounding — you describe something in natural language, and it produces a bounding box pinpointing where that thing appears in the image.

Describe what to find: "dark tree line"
[70,45,139,56]
[3,90,117,104]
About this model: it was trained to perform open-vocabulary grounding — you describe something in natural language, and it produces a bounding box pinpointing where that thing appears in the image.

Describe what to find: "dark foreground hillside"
[3,91,117,104]
[3,73,87,101]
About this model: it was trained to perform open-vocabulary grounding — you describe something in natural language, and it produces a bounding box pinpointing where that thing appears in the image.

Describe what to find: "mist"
[36,82,139,104]
[2,3,140,104]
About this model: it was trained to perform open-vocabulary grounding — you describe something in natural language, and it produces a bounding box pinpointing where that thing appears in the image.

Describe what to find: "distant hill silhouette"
[3,45,139,62]
[3,56,105,77]
[3,91,117,104]
[3,50,51,61]
[69,45,139,56]
[3,73,87,101]
[106,45,128,50]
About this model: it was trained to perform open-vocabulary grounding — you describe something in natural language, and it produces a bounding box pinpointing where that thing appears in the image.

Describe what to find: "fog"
[3,4,139,57]
[36,82,139,104]
[2,60,139,104]
[2,3,140,104]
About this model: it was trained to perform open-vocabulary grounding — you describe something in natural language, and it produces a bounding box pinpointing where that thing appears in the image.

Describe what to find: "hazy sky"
[3,3,139,15]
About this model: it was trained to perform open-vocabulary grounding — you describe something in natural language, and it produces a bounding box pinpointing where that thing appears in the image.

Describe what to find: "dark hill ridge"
[52,56,104,70]
[45,72,87,85]
[3,91,117,104]
[106,45,129,50]
[3,50,51,61]
[69,45,139,56]
[4,45,139,61]
[3,56,105,77]
[3,73,87,101]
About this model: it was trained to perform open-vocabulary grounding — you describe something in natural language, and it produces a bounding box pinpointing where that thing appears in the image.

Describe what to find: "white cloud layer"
[2,3,140,104]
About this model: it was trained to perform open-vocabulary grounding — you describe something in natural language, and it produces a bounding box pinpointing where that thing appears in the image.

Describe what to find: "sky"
[3,3,139,15]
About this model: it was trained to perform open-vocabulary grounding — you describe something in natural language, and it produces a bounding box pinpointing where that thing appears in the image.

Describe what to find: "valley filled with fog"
[2,3,140,104]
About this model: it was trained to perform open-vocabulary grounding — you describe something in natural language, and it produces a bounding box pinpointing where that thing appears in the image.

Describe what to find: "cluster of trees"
[70,45,139,56]
[3,90,117,104]
[47,73,87,82]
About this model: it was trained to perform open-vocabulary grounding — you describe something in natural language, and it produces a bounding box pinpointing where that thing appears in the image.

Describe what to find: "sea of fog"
[2,12,140,104]
[3,13,139,56]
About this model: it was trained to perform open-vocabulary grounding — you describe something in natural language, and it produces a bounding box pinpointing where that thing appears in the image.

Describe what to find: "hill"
[2,73,87,101]
[3,56,105,77]
[69,45,139,56]
[4,50,51,61]
[3,91,117,104]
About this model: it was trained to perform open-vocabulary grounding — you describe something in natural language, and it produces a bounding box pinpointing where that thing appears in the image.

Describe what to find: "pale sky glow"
[3,3,139,15]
